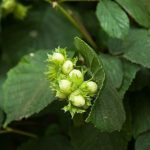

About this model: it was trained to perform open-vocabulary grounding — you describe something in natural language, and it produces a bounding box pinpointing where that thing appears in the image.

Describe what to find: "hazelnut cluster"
[46,48,97,117]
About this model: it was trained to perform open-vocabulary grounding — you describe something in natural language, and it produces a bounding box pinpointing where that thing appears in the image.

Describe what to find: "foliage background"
[0,0,150,150]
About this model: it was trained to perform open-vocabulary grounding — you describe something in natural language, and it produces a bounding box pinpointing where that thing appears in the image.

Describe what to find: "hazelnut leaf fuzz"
[46,48,98,117]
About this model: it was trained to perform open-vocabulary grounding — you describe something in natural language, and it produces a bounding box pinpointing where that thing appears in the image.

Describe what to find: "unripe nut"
[59,79,72,94]
[52,52,65,64]
[70,95,85,107]
[69,69,83,84]
[56,91,66,99]
[62,60,73,74]
[87,81,98,94]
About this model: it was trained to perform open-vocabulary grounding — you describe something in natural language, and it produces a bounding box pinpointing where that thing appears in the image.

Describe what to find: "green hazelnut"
[86,81,98,94]
[70,94,85,107]
[59,79,72,94]
[62,60,73,74]
[69,69,83,85]
[51,52,65,64]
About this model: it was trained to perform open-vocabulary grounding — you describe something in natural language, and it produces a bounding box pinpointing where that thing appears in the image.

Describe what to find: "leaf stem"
[51,1,97,49]
[0,127,38,139]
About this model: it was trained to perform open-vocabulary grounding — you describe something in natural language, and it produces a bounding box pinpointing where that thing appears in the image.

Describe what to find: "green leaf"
[115,0,150,27]
[123,29,150,69]
[2,4,80,64]
[74,37,125,131]
[96,0,129,39]
[71,125,128,150]
[130,91,150,138]
[2,50,55,126]
[108,29,150,55]
[74,37,105,92]
[107,38,125,55]
[108,29,150,68]
[18,135,71,150]
[87,78,125,132]
[135,132,150,150]
[118,60,140,98]
[100,54,123,89]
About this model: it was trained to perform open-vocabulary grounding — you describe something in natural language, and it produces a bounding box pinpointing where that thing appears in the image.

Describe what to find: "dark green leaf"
[100,54,123,89]
[108,29,150,57]
[96,0,129,39]
[130,91,150,138]
[18,135,71,150]
[130,69,150,91]
[118,60,140,98]
[123,29,150,68]
[71,125,128,150]
[135,132,150,150]
[2,50,55,126]
[115,0,150,27]
[107,38,125,55]
[108,29,150,68]
[86,78,125,132]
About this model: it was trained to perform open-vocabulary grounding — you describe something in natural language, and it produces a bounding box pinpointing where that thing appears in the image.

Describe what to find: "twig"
[51,1,97,49]
[0,127,38,139]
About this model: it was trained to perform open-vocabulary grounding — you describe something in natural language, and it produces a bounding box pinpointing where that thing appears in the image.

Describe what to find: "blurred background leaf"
[130,90,150,138]
[70,124,128,150]
[2,3,80,66]
[135,132,150,150]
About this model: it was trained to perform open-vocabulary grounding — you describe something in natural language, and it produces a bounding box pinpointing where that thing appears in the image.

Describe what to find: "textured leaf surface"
[130,92,150,138]
[2,4,79,64]
[108,29,150,57]
[100,54,123,89]
[123,29,150,68]
[118,60,139,98]
[108,29,150,68]
[115,0,150,27]
[124,50,150,69]
[96,0,129,39]
[135,132,150,150]
[2,50,55,126]
[71,125,128,150]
